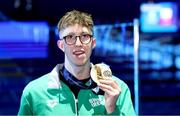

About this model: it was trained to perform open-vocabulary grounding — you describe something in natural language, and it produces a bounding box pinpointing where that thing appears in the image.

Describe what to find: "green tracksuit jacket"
[18,64,136,116]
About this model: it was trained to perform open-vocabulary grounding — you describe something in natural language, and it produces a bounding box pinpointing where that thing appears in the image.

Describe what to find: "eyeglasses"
[62,34,93,45]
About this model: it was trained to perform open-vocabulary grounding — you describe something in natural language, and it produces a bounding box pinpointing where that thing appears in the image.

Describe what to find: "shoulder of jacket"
[22,73,50,95]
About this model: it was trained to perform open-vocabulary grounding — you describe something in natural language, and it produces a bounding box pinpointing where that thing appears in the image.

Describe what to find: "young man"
[18,10,136,115]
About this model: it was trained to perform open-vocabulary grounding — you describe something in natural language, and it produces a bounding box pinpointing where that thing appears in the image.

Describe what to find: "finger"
[99,82,121,93]
[98,82,113,91]
[99,78,115,84]
[100,88,115,95]
[99,85,120,96]
[99,79,120,91]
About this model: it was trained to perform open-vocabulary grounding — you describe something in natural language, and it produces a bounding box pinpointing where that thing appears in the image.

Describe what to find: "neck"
[64,60,91,80]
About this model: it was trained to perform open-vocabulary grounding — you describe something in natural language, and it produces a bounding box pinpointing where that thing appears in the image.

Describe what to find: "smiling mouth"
[73,51,85,55]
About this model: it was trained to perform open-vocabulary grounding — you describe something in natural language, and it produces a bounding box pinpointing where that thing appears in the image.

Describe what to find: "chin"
[75,62,86,66]
[74,60,88,66]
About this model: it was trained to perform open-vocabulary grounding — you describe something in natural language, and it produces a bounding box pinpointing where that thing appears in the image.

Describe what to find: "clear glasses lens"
[63,34,92,45]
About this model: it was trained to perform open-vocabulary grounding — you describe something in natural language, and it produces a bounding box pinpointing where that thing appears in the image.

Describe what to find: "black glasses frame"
[62,34,93,45]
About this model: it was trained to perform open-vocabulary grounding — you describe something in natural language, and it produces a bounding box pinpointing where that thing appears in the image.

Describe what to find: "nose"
[75,36,82,46]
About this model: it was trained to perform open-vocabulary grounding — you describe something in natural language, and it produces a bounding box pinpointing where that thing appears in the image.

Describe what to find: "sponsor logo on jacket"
[89,98,104,107]
[47,99,58,108]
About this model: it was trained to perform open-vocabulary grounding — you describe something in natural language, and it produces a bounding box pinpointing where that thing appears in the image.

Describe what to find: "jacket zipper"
[75,99,78,116]
[72,94,78,116]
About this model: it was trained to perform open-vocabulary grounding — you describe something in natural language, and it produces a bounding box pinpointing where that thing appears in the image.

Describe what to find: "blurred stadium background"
[0,0,180,115]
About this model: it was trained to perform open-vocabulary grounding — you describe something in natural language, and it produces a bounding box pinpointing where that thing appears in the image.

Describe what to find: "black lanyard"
[60,66,97,89]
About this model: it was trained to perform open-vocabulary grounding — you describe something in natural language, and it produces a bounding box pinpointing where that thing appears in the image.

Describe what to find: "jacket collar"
[47,64,63,90]
[46,63,101,94]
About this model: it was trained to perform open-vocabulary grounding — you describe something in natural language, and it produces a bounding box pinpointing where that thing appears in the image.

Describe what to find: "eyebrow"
[66,31,91,36]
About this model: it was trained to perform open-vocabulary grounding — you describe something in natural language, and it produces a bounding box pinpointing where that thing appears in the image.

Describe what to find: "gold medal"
[90,63,112,84]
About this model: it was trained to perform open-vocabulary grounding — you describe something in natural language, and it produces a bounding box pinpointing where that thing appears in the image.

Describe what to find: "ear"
[57,40,64,52]
[92,38,96,49]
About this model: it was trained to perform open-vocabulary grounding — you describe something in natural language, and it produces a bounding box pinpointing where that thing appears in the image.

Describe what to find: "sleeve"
[105,83,136,116]
[18,92,33,115]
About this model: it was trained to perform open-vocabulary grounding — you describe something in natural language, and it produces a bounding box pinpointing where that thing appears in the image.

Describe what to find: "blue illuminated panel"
[0,21,49,59]
[140,2,178,33]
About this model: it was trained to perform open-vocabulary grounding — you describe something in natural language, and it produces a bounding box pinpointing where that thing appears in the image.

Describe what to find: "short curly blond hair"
[57,10,94,33]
